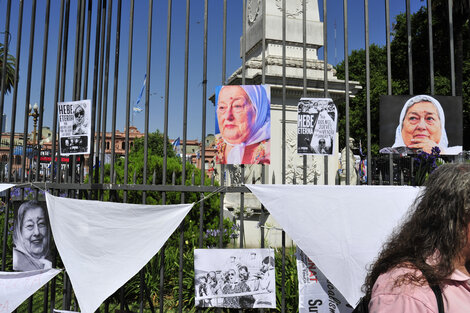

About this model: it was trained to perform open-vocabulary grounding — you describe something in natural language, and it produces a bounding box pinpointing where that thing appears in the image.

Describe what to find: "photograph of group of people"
[194,249,276,309]
[379,95,462,155]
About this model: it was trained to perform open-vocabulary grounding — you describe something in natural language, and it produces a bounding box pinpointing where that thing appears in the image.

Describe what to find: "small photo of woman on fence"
[13,201,52,271]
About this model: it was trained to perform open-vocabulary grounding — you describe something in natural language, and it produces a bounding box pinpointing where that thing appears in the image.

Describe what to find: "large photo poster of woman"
[214,85,270,164]
[12,201,52,271]
[194,249,276,309]
[379,95,462,155]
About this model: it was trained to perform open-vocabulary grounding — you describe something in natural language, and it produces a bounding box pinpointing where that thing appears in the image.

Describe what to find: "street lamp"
[29,102,39,145]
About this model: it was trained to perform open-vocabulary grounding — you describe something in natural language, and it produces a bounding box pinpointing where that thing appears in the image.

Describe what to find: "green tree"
[0,42,16,94]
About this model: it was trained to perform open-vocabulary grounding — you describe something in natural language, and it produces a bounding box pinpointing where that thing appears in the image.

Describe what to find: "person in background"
[364,164,470,312]
[13,201,52,271]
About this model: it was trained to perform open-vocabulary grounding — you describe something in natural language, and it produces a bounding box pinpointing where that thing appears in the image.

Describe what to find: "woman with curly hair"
[363,163,470,312]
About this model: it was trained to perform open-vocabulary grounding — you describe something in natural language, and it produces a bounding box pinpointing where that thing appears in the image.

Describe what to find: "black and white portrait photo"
[13,201,52,271]
[297,98,337,155]
[194,249,276,309]
[58,99,91,155]
[72,104,88,135]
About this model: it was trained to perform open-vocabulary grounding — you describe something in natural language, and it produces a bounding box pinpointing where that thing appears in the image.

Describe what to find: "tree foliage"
[0,42,16,94]
[335,3,470,152]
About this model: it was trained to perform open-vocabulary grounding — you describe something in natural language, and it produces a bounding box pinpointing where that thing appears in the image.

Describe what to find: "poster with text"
[13,201,52,272]
[59,99,91,155]
[194,248,276,309]
[214,85,271,164]
[297,98,337,155]
[296,249,353,313]
[379,95,462,155]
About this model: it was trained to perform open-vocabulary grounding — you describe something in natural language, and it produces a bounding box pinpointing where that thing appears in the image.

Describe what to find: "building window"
[122,142,125,150]
[106,141,110,150]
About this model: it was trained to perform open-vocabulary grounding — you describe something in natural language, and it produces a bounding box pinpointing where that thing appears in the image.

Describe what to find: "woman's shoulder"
[370,265,438,312]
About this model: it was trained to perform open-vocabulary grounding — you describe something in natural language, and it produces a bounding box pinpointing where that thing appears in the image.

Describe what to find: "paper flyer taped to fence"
[194,248,276,309]
[58,99,91,155]
[297,98,337,155]
[296,249,353,313]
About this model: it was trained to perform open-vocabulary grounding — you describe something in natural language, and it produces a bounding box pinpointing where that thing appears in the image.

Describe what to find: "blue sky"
[0,0,425,141]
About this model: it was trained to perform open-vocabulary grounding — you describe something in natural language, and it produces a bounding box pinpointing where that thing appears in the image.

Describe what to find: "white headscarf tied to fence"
[218,85,270,164]
[392,95,448,149]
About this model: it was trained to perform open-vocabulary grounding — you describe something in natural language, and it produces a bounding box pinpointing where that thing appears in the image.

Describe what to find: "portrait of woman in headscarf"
[215,85,270,164]
[13,201,52,271]
[380,95,462,155]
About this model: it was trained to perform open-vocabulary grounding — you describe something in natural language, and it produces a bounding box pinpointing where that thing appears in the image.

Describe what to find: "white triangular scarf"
[45,193,194,313]
[246,184,421,306]
[0,268,61,312]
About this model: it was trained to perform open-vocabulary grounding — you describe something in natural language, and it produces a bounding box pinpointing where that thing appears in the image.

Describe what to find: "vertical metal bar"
[427,0,435,95]
[448,0,455,96]
[72,0,82,99]
[94,0,107,186]
[344,0,350,185]
[124,0,135,197]
[143,0,154,308]
[323,0,328,186]
[88,0,103,189]
[20,0,37,184]
[162,0,172,196]
[6,0,22,179]
[406,0,413,94]
[99,0,113,185]
[58,0,71,186]
[222,0,227,84]
[200,0,208,247]
[143,0,153,203]
[386,0,392,95]
[82,0,93,100]
[281,0,287,310]
[180,0,190,310]
[70,0,83,186]
[0,0,12,147]
[219,0,227,249]
[365,0,371,185]
[50,0,64,193]
[34,0,51,182]
[110,0,123,184]
[242,0,246,84]
[302,0,307,184]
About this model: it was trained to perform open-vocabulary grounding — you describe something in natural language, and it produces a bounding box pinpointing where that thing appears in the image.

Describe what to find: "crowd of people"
[195,256,275,308]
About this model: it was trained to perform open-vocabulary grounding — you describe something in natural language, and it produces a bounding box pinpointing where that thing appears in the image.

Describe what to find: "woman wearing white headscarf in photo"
[381,95,462,155]
[13,201,52,271]
[215,85,270,164]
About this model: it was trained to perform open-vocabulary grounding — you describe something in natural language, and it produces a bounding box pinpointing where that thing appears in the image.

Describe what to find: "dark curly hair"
[363,163,470,301]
